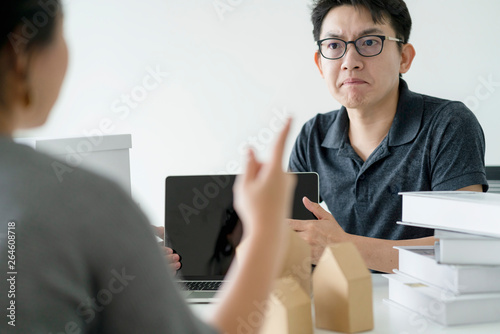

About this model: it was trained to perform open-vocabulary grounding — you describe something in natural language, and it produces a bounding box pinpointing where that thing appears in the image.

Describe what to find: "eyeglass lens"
[320,36,384,59]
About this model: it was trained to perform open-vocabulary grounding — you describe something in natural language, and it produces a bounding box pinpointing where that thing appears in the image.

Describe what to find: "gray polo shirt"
[289,79,488,240]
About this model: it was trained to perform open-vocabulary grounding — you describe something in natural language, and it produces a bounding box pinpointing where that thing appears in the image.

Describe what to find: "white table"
[189,274,500,333]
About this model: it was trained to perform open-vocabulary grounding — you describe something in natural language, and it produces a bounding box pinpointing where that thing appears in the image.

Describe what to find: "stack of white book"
[384,191,500,326]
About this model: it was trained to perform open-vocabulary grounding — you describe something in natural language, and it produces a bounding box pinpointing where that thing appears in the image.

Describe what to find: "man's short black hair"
[311,0,412,45]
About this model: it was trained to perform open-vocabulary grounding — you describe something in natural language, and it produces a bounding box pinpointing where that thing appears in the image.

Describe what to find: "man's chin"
[337,95,366,110]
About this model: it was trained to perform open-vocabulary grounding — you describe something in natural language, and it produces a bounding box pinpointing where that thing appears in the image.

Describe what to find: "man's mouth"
[342,78,367,86]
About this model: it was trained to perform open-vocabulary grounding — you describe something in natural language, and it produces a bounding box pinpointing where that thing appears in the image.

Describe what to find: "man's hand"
[153,226,181,272]
[288,196,348,264]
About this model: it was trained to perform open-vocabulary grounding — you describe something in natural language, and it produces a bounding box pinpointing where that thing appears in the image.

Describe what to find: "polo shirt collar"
[387,79,424,146]
[321,79,423,149]
[322,106,349,149]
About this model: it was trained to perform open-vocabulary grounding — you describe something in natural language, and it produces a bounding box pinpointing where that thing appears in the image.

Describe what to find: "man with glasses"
[288,0,487,273]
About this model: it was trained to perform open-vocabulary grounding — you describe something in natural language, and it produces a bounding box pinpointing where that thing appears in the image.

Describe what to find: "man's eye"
[328,43,340,50]
[363,39,377,47]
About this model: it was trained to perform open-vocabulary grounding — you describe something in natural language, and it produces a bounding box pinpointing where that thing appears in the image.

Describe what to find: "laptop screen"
[164,173,318,280]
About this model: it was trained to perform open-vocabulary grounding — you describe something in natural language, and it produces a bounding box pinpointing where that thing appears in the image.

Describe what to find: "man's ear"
[314,51,325,78]
[399,43,416,75]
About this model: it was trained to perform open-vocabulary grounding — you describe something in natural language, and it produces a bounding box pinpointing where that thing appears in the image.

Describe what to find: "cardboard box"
[313,242,373,333]
[35,134,132,195]
[279,227,312,296]
[236,227,312,296]
[260,277,313,334]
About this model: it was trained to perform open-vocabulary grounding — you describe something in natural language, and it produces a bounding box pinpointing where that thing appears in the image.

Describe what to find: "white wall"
[17,0,500,226]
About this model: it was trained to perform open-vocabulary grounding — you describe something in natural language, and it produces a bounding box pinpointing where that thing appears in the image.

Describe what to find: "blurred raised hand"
[210,118,297,333]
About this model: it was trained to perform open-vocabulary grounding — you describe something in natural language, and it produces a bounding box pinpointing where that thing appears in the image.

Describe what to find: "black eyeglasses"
[316,35,404,60]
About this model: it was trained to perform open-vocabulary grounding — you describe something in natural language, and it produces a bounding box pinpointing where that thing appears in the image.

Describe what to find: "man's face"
[315,5,408,111]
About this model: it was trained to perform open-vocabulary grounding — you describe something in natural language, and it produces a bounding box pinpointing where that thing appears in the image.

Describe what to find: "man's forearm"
[349,235,435,273]
[345,186,480,272]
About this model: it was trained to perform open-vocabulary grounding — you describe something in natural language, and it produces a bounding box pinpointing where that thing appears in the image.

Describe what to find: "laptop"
[164,172,319,303]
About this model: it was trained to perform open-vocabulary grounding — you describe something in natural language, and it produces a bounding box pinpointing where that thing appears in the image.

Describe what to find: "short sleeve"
[428,102,488,191]
[289,120,313,173]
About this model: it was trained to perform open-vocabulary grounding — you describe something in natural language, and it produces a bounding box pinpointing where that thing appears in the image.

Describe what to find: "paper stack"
[384,191,500,326]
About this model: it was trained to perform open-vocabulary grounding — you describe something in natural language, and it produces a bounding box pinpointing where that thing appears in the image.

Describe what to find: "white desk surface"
[189,274,500,333]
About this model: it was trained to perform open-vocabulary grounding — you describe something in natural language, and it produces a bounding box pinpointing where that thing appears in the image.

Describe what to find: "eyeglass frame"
[316,35,405,60]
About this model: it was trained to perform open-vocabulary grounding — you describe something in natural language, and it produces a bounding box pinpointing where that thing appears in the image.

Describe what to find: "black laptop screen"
[164,173,318,280]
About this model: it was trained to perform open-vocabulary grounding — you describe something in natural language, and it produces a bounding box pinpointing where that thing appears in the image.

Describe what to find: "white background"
[17,0,500,226]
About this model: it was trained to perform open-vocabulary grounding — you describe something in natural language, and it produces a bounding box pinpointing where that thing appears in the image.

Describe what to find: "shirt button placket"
[357,172,368,204]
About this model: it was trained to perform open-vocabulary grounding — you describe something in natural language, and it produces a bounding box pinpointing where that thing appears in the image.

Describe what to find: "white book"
[434,229,498,240]
[399,191,500,237]
[433,227,500,265]
[435,239,500,265]
[396,246,500,294]
[384,272,500,326]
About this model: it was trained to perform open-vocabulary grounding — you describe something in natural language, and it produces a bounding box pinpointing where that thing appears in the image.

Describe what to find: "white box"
[34,134,132,196]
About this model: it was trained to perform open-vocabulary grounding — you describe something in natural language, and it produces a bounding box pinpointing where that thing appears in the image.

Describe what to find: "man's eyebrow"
[322,27,385,39]
[323,31,342,38]
[358,28,385,36]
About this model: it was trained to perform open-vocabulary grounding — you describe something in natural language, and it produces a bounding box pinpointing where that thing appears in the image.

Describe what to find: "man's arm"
[289,184,483,273]
[458,184,483,192]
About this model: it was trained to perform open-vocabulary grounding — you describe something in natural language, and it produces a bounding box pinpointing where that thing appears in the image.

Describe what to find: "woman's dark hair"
[0,1,61,106]
[1,0,61,54]
[311,0,412,46]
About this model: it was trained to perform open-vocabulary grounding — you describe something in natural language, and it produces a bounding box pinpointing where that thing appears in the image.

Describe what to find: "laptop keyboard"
[182,281,222,291]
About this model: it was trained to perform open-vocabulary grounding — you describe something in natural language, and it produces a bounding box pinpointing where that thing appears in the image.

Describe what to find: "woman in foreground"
[0,1,295,333]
